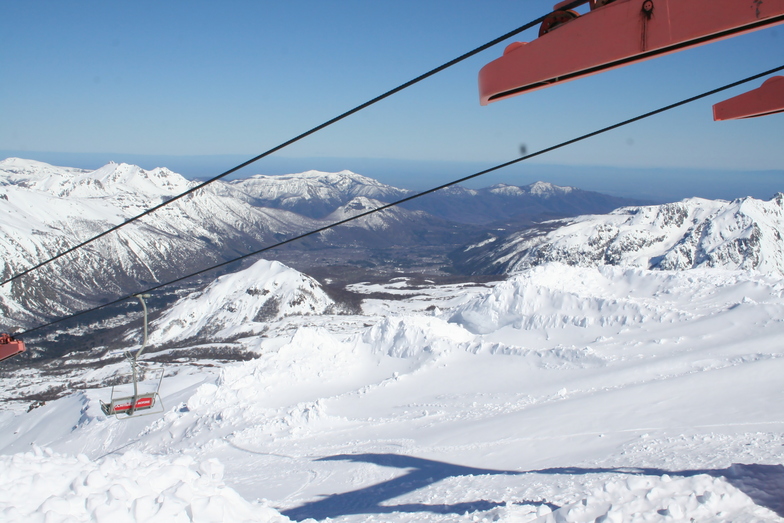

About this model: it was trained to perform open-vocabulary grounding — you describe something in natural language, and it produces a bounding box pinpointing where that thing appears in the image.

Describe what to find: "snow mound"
[361,315,474,359]
[450,263,729,334]
[0,446,290,523]
[496,472,778,522]
[151,260,336,344]
[471,194,784,275]
[187,327,363,411]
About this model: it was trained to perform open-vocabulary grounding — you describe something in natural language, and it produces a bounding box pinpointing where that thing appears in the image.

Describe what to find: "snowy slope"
[150,259,337,345]
[456,194,784,275]
[1,263,783,521]
[0,159,319,328]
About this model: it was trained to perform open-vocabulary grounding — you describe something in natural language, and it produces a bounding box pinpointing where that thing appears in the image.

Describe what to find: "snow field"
[2,262,784,521]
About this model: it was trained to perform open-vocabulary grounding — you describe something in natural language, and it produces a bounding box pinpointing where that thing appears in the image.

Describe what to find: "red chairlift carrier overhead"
[0,333,25,362]
[713,75,784,120]
[478,0,784,105]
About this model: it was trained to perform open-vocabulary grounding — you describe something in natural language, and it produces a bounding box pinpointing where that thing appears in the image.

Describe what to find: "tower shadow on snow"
[281,453,784,521]
[281,453,553,521]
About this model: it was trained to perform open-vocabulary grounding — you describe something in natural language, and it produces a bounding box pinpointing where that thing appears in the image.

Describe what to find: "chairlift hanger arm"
[132,294,151,361]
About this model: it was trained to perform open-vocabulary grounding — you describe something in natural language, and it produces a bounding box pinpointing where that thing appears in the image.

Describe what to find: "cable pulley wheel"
[539,10,579,37]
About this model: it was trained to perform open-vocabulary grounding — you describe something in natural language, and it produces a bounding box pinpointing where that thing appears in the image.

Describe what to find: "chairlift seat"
[101,365,164,418]
[101,393,158,416]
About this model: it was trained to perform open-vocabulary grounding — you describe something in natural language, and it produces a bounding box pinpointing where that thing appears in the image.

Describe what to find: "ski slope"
[1,261,783,522]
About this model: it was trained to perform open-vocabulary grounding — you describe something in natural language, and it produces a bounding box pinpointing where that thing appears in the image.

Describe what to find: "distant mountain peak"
[233,170,409,219]
[0,159,193,199]
[527,181,574,196]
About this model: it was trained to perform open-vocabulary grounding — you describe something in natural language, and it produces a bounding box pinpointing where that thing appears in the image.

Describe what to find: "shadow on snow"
[282,453,784,521]
[281,453,549,521]
[531,463,784,518]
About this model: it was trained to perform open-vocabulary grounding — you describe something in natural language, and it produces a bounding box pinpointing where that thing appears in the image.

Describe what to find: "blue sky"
[2,0,783,201]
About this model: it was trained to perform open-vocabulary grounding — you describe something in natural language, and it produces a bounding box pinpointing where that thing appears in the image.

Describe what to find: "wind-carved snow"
[361,316,474,360]
[0,446,290,523]
[464,194,784,275]
[150,259,336,344]
[450,264,697,334]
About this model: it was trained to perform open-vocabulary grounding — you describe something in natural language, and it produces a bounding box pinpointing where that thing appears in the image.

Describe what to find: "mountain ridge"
[452,194,784,276]
[0,158,680,330]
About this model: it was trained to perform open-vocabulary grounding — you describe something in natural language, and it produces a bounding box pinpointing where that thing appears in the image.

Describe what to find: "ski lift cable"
[19,63,784,338]
[0,3,587,289]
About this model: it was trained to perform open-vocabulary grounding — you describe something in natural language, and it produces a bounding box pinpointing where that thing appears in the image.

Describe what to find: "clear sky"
[2,1,783,201]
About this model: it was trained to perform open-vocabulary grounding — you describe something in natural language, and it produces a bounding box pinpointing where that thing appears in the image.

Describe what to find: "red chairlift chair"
[100,294,164,419]
[0,333,25,362]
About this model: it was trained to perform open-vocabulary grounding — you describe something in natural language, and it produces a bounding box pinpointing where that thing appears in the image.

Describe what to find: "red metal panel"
[479,0,784,104]
[713,76,784,120]
[111,395,155,413]
[0,337,25,362]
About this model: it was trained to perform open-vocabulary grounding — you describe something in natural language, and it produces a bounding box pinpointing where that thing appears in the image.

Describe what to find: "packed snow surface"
[2,261,784,521]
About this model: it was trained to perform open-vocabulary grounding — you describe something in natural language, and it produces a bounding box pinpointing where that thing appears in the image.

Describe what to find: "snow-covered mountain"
[228,173,641,226]
[0,158,681,331]
[0,158,192,200]
[150,259,337,345]
[230,170,410,219]
[454,194,784,275]
[0,158,320,329]
[4,162,784,521]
